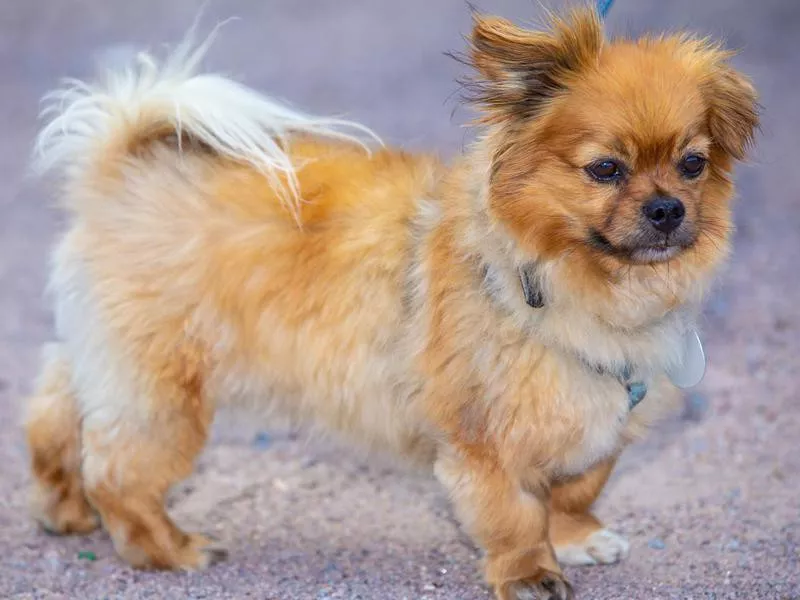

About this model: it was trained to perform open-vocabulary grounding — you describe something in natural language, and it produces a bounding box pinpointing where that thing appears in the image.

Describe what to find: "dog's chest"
[481,344,634,477]
[549,361,633,476]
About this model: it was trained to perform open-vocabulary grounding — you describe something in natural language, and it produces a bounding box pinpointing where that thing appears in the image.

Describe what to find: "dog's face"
[468,10,758,274]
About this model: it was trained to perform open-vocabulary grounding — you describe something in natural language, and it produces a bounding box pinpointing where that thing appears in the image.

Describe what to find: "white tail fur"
[33,25,380,221]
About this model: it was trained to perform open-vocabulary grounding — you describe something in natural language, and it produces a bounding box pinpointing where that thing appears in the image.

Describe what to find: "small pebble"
[252,431,272,450]
[648,538,666,550]
[725,488,742,502]
[682,392,709,422]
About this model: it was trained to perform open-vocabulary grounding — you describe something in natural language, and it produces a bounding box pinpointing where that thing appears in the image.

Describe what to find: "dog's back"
[26,33,441,567]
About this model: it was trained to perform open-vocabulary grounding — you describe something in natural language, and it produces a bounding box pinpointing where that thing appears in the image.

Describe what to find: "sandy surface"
[0,1,798,598]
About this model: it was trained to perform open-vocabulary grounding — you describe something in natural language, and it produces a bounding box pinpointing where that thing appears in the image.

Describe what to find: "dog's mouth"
[588,229,691,264]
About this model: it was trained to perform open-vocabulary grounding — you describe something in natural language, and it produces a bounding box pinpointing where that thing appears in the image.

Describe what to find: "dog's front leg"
[435,447,573,600]
[549,457,630,567]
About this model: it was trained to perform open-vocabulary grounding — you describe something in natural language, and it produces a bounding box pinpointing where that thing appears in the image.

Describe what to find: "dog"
[24,7,757,599]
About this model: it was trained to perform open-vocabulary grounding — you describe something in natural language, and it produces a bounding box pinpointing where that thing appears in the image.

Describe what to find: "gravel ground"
[0,1,798,598]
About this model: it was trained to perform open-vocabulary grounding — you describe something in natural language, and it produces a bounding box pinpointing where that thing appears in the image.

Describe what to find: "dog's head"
[466,8,758,281]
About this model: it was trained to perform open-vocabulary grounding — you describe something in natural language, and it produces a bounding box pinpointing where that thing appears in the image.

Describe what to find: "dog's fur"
[25,8,757,599]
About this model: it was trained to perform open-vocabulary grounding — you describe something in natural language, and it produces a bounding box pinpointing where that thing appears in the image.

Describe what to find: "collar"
[576,358,648,411]
[603,363,647,410]
[518,262,545,308]
[626,381,648,410]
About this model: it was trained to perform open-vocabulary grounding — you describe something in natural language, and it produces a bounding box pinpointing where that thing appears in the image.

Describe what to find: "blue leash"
[596,0,614,19]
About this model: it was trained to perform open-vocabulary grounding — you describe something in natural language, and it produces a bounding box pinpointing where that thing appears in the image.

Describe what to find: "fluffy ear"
[466,8,603,120]
[704,65,759,160]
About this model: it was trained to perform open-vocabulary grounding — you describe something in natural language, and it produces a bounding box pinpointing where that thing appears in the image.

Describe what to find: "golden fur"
[24,9,757,599]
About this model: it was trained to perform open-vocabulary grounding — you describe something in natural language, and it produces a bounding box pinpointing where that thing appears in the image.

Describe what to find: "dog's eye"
[679,154,706,179]
[586,160,623,183]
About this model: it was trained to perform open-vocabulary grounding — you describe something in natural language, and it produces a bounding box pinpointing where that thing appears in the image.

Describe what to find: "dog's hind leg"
[77,344,226,570]
[25,344,99,535]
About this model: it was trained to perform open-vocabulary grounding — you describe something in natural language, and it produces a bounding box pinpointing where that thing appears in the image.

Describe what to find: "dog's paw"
[172,533,229,571]
[508,572,574,600]
[554,528,629,566]
[31,486,100,536]
[119,532,228,571]
[37,510,100,536]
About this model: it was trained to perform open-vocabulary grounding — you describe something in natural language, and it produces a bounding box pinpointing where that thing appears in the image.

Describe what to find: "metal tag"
[666,330,706,388]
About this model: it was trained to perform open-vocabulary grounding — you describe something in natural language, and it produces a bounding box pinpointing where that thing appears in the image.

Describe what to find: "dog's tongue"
[666,330,706,388]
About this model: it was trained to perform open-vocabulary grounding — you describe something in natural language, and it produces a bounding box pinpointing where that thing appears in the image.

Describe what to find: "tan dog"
[25,8,757,599]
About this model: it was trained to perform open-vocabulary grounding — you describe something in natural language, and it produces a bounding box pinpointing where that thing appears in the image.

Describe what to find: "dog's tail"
[33,25,378,221]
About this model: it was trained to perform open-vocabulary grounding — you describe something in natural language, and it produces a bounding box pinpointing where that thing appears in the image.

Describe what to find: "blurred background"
[0,1,797,598]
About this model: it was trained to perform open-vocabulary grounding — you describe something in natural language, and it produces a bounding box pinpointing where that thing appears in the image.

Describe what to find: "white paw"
[555,528,630,567]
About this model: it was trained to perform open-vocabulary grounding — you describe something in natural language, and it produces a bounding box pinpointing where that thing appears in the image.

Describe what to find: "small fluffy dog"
[25,8,757,599]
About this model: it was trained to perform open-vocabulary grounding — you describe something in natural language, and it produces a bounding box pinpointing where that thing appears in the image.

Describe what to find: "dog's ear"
[467,9,603,121]
[704,65,759,160]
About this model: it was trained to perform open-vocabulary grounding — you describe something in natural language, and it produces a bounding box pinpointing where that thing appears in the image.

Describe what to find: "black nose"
[642,196,685,234]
